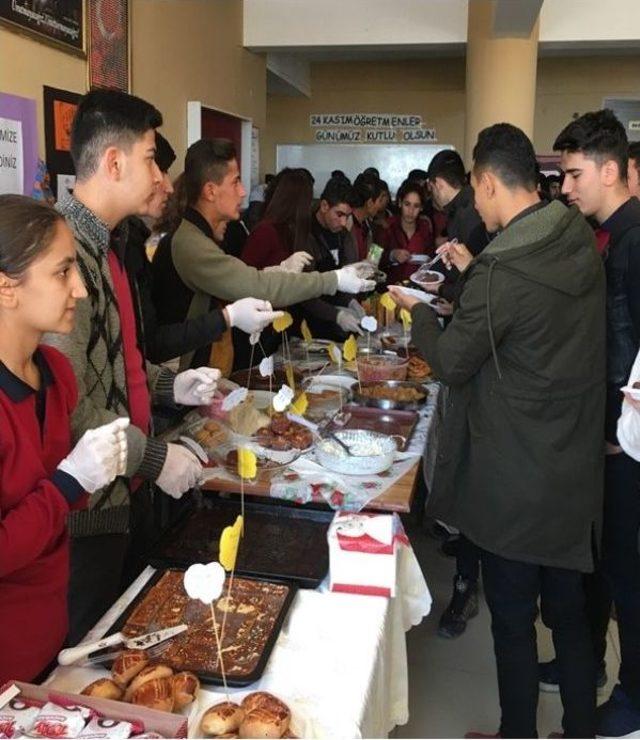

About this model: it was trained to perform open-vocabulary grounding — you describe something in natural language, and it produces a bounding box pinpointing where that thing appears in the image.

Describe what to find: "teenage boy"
[45,90,229,644]
[151,138,374,371]
[554,108,640,737]
[391,123,605,738]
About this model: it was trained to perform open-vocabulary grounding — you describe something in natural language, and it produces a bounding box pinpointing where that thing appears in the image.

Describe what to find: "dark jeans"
[589,452,640,707]
[457,533,480,583]
[480,548,596,738]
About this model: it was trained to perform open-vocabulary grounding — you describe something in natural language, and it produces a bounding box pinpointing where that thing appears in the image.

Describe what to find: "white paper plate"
[393,285,438,305]
[409,254,429,264]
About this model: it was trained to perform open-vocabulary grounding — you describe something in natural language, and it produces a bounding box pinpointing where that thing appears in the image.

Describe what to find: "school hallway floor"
[393,524,621,739]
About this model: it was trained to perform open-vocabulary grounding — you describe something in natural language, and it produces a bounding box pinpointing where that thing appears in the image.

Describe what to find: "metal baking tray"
[350,380,429,410]
[108,568,297,687]
[326,404,419,451]
[147,498,331,589]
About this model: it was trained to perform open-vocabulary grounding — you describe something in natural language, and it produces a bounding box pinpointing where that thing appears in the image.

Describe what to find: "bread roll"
[239,707,289,739]
[81,678,123,701]
[172,671,200,709]
[241,692,289,717]
[201,702,244,736]
[129,676,174,713]
[125,664,174,700]
[111,649,149,688]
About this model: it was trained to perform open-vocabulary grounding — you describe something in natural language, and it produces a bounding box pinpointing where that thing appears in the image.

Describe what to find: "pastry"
[111,649,149,688]
[240,692,288,716]
[125,664,174,700]
[172,671,200,709]
[201,702,245,736]
[239,706,290,739]
[129,676,174,713]
[80,678,123,701]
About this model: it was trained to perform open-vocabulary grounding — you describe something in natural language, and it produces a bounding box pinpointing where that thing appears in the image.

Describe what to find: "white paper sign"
[183,562,225,605]
[221,387,248,412]
[259,355,274,378]
[361,316,378,333]
[0,117,23,195]
[273,384,294,412]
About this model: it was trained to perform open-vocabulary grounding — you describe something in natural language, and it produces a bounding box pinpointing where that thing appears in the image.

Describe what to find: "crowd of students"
[1,85,640,740]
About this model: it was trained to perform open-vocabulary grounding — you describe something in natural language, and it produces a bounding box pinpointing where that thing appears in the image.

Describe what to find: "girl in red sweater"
[0,196,127,684]
[381,180,435,284]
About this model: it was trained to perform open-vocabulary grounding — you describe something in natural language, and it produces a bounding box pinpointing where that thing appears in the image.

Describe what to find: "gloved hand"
[57,417,129,493]
[174,367,221,406]
[279,251,313,273]
[348,299,366,320]
[156,442,202,499]
[336,309,364,335]
[335,264,376,294]
[225,297,284,334]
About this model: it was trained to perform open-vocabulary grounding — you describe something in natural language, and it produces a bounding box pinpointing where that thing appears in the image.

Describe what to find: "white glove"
[335,264,376,294]
[226,297,284,334]
[57,418,129,493]
[156,443,203,499]
[174,367,221,406]
[336,309,364,335]
[279,251,313,273]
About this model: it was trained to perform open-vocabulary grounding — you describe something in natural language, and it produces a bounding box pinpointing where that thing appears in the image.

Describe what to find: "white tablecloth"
[45,545,431,738]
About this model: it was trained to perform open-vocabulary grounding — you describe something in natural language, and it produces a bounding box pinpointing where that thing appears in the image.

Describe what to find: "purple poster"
[0,92,38,196]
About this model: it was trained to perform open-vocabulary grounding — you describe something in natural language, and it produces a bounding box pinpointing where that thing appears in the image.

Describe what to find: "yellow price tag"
[300,319,313,344]
[400,308,412,330]
[291,392,308,416]
[380,292,396,311]
[219,515,243,571]
[343,334,358,362]
[237,448,257,480]
[327,342,341,364]
[285,364,296,391]
[273,312,293,333]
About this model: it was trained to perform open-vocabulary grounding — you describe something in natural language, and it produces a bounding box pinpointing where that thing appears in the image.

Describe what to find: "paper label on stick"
[301,319,313,343]
[221,387,248,411]
[237,448,257,480]
[220,515,244,571]
[273,384,294,412]
[400,308,412,330]
[290,392,308,416]
[361,315,378,333]
[327,343,342,365]
[183,562,225,604]
[285,364,296,391]
[272,312,293,333]
[380,292,396,311]
[343,335,358,362]
[259,355,274,378]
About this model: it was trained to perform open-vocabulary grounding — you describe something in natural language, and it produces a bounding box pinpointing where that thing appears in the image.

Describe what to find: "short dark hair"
[629,141,640,166]
[407,168,428,183]
[472,123,538,191]
[352,172,384,208]
[553,109,628,181]
[320,177,357,208]
[362,167,380,179]
[71,89,162,180]
[155,132,176,173]
[426,150,466,189]
[184,138,236,205]
[396,179,425,206]
[0,195,64,279]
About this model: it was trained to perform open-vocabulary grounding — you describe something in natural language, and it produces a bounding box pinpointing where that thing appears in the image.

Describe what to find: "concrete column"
[464,0,540,164]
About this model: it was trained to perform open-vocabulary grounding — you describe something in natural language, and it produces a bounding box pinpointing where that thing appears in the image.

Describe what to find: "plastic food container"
[410,269,445,290]
[356,354,409,382]
[316,429,403,475]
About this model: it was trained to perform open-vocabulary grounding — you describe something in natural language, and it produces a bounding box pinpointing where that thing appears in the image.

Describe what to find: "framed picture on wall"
[88,0,129,92]
[0,0,85,55]
[43,85,81,199]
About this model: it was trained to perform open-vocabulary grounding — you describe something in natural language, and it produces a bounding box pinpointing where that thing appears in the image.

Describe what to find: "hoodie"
[411,200,606,571]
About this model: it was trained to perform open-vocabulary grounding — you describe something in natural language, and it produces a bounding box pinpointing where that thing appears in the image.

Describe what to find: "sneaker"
[596,685,640,738]
[539,658,607,694]
[440,535,460,558]
[437,574,479,639]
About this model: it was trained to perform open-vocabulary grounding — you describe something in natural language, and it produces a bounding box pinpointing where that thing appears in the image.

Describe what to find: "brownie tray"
[147,498,332,589]
[108,568,297,688]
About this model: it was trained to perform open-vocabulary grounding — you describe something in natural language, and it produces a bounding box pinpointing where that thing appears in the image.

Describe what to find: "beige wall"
[263,53,640,176]
[0,26,85,154]
[263,58,466,177]
[131,0,266,175]
[0,0,266,175]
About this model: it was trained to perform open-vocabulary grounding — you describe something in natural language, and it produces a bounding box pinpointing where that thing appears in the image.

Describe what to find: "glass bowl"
[356,354,409,382]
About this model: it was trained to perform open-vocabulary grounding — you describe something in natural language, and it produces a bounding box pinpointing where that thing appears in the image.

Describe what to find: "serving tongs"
[57,623,188,666]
